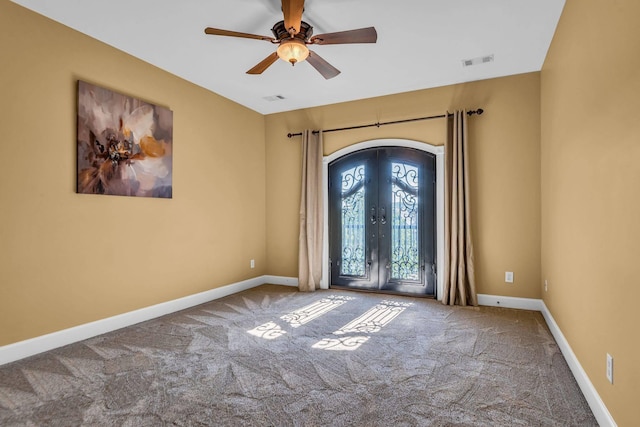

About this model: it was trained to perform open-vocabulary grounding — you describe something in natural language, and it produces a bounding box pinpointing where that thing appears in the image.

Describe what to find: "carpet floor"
[0,285,597,426]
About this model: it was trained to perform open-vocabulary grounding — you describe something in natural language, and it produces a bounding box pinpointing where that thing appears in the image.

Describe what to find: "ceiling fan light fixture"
[277,39,309,65]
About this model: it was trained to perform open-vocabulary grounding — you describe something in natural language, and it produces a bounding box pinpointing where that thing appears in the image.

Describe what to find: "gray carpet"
[0,285,597,426]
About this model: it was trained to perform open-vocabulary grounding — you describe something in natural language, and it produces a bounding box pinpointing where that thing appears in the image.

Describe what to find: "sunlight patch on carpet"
[313,300,412,351]
[281,295,355,328]
[312,336,370,351]
[248,295,355,340]
[247,321,286,340]
[335,300,412,335]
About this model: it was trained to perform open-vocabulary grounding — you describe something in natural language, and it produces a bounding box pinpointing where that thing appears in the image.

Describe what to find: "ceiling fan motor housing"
[272,20,313,41]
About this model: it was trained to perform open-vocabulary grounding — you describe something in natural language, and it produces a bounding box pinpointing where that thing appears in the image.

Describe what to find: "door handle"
[370,206,377,224]
[380,207,387,225]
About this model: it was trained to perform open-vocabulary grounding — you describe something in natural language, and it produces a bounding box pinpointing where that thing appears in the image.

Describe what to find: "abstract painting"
[77,81,173,198]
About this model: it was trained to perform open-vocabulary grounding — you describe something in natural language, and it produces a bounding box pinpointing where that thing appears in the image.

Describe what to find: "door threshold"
[329,284,436,299]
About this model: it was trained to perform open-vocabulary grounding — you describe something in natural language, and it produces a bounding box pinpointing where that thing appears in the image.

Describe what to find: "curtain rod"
[286,108,483,138]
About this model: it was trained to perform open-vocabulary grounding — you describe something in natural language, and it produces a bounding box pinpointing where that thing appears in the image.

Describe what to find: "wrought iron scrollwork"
[390,162,420,280]
[341,165,366,276]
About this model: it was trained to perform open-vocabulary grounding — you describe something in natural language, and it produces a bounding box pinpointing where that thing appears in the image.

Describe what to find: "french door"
[328,147,436,296]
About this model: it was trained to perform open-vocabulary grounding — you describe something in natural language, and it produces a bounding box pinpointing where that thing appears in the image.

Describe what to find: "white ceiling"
[11,0,565,115]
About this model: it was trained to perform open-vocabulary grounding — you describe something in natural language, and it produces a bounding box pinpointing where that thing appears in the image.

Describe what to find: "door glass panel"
[391,162,419,280]
[341,165,366,276]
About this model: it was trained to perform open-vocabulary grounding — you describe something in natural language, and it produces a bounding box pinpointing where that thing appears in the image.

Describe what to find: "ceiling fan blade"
[246,52,279,75]
[282,0,304,35]
[204,27,275,42]
[306,50,340,80]
[310,27,377,45]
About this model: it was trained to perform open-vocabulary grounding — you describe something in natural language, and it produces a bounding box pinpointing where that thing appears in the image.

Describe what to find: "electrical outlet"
[606,354,614,384]
[250,259,255,269]
[505,271,514,283]
[544,279,548,292]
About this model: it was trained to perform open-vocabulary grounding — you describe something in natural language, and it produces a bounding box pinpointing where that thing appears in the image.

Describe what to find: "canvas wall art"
[77,81,173,198]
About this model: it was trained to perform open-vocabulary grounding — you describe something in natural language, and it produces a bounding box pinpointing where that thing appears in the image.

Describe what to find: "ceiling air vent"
[462,54,494,67]
[263,95,286,102]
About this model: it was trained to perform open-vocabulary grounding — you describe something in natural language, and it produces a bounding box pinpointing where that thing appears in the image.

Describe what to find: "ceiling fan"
[204,0,377,79]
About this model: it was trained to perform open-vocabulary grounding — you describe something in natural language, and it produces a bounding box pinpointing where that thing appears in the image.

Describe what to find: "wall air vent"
[462,54,494,67]
[263,95,286,102]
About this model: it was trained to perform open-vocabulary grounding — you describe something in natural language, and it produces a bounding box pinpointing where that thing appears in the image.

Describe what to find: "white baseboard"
[477,293,544,311]
[540,302,617,427]
[0,275,273,366]
[263,275,298,287]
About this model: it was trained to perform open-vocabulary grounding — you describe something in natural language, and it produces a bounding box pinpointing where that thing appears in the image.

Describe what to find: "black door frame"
[322,140,444,299]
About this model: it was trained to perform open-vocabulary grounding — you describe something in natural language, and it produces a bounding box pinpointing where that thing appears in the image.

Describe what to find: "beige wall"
[265,73,541,300]
[0,1,267,346]
[541,0,640,424]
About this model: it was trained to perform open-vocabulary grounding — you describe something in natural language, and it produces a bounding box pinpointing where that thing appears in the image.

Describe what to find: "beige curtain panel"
[298,130,324,291]
[443,111,478,306]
